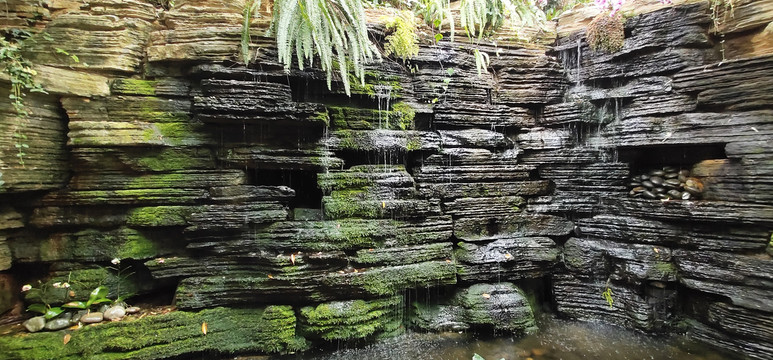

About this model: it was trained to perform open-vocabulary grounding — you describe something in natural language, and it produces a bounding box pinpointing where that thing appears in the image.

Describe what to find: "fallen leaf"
[504,253,512,259]
[653,248,660,253]
[267,274,274,279]
[201,322,208,335]
[290,253,296,265]
[63,333,71,344]
[481,293,491,299]
[381,201,386,208]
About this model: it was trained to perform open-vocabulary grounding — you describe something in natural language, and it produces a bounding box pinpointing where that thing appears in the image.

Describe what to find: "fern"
[384,10,420,62]
[472,48,490,76]
[269,0,380,96]
[241,0,262,65]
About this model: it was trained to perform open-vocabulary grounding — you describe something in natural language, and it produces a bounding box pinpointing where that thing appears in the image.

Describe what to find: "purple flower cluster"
[594,0,672,15]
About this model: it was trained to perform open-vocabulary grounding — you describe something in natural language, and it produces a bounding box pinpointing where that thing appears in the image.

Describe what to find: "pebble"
[125,306,141,314]
[71,310,88,325]
[104,306,126,321]
[80,312,104,324]
[23,316,46,332]
[45,318,72,331]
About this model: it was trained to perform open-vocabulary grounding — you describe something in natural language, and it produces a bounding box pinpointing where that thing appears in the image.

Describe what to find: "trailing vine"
[0,29,47,167]
[241,0,262,65]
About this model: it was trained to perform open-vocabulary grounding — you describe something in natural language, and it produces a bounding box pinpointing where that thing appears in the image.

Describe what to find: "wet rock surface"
[0,0,771,359]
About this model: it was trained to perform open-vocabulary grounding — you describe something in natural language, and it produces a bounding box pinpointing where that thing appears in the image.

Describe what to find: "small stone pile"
[22,305,140,333]
[627,166,704,200]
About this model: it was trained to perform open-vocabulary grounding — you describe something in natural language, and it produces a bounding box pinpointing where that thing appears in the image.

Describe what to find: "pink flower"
[21,284,32,292]
[52,282,62,288]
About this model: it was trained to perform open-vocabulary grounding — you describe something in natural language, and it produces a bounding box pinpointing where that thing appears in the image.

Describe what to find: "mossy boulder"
[0,306,306,359]
[412,283,537,334]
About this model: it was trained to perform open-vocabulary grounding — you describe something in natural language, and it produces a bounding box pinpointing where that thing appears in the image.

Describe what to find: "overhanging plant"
[266,0,380,96]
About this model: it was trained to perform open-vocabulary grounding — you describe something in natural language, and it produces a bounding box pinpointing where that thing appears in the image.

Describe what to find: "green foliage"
[460,0,509,39]
[268,0,380,96]
[62,286,112,310]
[586,10,625,53]
[241,0,262,64]
[0,28,47,166]
[472,48,490,76]
[415,0,455,41]
[602,287,614,308]
[544,0,593,20]
[384,10,420,62]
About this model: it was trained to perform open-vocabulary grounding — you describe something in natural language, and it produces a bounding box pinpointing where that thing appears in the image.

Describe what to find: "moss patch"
[0,306,306,359]
[299,296,402,341]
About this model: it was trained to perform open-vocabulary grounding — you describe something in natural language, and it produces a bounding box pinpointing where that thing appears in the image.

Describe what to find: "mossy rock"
[33,228,178,262]
[0,306,306,359]
[327,261,457,296]
[299,296,402,341]
[126,206,202,227]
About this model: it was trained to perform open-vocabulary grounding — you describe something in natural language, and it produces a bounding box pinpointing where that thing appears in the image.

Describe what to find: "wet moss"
[390,102,416,130]
[134,148,214,172]
[111,79,158,96]
[126,206,200,227]
[0,306,306,359]
[299,296,401,341]
[330,261,457,296]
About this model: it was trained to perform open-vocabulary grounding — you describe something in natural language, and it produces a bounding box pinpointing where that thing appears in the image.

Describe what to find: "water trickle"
[576,38,582,87]
[374,84,393,129]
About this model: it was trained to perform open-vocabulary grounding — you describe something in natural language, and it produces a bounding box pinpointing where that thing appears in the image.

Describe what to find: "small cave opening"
[248,168,323,210]
[618,143,727,170]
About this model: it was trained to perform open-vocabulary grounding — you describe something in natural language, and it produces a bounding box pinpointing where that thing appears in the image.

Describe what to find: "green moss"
[299,296,401,341]
[126,206,199,227]
[354,243,452,265]
[586,11,625,54]
[309,110,330,126]
[652,262,677,278]
[322,198,383,219]
[318,171,374,192]
[111,79,158,96]
[328,261,457,296]
[134,148,214,172]
[0,307,306,359]
[37,228,171,263]
[390,102,416,130]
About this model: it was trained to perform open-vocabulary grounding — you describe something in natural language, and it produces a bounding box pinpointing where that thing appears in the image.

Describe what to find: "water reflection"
[282,318,729,360]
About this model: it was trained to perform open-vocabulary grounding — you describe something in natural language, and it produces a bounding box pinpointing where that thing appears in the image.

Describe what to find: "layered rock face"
[0,0,771,359]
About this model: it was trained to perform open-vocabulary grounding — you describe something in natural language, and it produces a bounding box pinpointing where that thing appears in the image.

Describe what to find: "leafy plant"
[0,28,48,167]
[241,0,262,64]
[268,0,380,96]
[61,286,113,310]
[472,48,490,76]
[384,10,420,62]
[602,286,614,308]
[415,0,455,41]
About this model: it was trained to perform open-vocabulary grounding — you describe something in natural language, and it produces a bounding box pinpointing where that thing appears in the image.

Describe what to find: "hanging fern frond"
[241,0,262,65]
[472,48,490,76]
[269,0,380,96]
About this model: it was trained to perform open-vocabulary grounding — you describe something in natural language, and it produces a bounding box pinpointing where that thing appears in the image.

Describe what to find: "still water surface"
[285,318,729,360]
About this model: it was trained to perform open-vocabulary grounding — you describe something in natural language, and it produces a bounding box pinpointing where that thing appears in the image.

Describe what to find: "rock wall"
[0,0,771,359]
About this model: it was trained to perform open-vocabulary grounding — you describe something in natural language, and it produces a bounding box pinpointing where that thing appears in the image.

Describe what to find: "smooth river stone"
[23,316,46,332]
[103,306,126,320]
[80,312,104,323]
[44,318,71,331]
